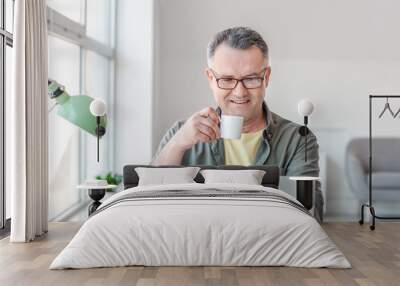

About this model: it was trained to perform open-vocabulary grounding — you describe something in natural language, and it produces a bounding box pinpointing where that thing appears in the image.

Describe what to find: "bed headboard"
[123,165,280,190]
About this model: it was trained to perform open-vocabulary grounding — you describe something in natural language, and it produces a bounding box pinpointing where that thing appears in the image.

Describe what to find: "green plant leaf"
[94,172,123,185]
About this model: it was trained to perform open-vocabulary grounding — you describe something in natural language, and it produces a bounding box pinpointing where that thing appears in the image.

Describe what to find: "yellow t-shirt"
[224,129,264,166]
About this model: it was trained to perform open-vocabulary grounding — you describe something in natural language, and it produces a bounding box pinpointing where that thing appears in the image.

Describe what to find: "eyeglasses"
[210,68,267,90]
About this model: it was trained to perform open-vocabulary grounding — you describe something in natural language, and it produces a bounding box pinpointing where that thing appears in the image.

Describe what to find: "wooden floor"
[0,222,399,286]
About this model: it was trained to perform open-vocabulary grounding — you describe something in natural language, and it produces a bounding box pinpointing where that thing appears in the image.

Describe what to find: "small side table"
[77,184,117,216]
[289,176,321,210]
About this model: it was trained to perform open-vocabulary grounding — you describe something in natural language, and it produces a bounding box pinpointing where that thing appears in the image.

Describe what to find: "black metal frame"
[359,95,400,230]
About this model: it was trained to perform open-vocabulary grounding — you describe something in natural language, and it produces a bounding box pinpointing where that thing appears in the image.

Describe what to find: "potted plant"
[95,172,123,192]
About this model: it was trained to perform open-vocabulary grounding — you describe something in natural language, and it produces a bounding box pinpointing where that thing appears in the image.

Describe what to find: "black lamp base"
[298,126,310,136]
[296,180,313,210]
[88,189,106,216]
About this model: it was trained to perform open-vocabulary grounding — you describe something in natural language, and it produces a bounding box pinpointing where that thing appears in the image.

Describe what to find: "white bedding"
[50,183,350,269]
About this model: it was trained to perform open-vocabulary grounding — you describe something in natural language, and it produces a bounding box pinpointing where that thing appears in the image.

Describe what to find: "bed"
[50,165,350,269]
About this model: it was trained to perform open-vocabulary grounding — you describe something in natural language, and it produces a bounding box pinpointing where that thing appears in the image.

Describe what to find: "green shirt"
[153,102,323,222]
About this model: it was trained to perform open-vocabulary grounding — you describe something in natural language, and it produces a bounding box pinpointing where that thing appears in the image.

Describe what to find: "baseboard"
[49,199,90,221]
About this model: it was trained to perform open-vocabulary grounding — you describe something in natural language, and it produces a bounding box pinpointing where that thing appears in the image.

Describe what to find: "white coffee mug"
[220,115,243,139]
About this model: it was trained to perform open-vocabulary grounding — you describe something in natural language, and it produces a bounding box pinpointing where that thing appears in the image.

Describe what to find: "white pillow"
[200,169,266,185]
[135,167,201,186]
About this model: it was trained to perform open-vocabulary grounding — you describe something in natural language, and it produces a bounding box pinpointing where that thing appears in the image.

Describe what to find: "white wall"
[114,0,155,174]
[154,0,400,219]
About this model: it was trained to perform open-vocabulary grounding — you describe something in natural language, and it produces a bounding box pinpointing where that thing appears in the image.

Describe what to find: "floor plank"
[0,222,399,286]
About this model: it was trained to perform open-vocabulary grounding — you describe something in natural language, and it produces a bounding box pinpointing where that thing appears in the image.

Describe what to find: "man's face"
[205,44,271,121]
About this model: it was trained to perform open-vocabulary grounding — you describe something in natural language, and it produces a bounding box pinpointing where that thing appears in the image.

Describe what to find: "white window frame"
[0,0,14,231]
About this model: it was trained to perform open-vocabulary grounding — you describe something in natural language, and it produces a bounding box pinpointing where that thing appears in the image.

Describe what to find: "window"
[86,0,112,45]
[1,0,14,233]
[47,0,83,24]
[47,0,115,220]
[48,36,81,219]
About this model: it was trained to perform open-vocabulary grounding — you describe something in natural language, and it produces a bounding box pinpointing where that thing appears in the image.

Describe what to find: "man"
[151,27,323,222]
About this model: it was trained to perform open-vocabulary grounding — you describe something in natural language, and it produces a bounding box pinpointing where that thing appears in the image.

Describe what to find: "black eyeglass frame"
[209,68,268,90]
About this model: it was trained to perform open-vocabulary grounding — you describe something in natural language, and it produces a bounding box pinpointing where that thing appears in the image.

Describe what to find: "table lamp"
[297,99,314,162]
[90,99,106,162]
[48,79,107,162]
[293,99,318,210]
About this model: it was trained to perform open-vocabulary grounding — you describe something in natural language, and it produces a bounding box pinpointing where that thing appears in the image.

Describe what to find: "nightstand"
[289,176,321,210]
[77,184,117,215]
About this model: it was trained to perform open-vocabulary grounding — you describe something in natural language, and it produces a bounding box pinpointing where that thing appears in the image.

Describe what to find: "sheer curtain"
[10,0,48,242]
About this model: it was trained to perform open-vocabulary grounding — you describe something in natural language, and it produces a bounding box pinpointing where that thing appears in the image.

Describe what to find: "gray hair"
[207,27,269,67]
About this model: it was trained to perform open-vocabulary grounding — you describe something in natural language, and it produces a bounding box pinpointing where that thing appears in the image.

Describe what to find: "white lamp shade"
[297,99,314,116]
[90,99,107,116]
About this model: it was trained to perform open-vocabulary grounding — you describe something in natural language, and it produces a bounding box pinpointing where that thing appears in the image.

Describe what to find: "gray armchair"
[346,137,400,204]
